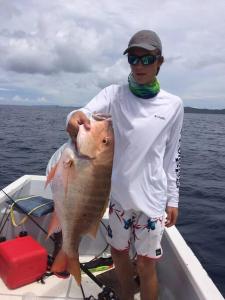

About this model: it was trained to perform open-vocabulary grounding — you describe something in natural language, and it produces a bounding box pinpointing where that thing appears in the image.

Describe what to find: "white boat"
[0,175,224,300]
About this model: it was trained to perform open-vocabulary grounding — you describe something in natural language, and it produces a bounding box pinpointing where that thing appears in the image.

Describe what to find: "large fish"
[46,113,114,285]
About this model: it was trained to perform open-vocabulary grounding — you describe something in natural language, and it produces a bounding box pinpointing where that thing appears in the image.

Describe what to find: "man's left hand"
[165,206,178,227]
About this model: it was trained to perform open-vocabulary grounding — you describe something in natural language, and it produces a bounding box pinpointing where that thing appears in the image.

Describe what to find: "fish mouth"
[74,141,95,160]
[78,152,95,160]
[75,136,96,160]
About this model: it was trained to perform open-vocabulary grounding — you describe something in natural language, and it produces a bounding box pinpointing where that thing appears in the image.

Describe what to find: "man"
[67,30,183,300]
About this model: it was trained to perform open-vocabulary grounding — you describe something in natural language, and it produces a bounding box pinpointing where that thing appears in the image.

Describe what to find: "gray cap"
[123,30,162,55]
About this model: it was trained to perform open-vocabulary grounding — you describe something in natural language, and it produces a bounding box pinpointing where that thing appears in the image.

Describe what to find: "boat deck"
[0,175,224,300]
[0,255,140,300]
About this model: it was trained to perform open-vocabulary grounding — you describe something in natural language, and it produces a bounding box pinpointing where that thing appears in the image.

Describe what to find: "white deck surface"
[0,256,140,299]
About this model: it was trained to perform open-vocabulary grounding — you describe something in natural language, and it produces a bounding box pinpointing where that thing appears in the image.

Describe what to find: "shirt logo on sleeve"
[175,137,181,188]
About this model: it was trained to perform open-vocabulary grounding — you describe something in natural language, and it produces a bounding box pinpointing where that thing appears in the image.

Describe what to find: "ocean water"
[0,105,225,296]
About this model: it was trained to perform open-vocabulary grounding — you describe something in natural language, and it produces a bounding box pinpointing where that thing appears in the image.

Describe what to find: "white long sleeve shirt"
[67,84,184,217]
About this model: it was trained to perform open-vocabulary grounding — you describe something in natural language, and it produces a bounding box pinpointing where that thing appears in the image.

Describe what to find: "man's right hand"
[66,111,91,140]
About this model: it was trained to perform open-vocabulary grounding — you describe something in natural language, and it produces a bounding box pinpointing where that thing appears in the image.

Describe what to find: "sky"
[0,0,225,108]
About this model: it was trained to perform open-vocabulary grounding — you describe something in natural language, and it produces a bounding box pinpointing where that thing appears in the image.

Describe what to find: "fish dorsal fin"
[45,163,58,188]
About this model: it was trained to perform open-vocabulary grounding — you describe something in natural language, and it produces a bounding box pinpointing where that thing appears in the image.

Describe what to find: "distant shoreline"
[184,107,225,114]
[1,104,225,114]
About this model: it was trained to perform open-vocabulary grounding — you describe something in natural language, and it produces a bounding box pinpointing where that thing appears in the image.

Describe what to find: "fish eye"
[102,137,110,145]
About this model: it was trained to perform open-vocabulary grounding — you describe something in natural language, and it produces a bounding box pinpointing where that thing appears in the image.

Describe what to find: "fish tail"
[51,249,68,273]
[51,250,81,284]
[67,256,81,285]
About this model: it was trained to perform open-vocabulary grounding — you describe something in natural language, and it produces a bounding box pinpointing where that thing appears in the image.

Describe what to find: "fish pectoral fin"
[47,211,61,238]
[63,158,76,199]
[45,163,58,188]
[87,199,109,239]
[63,158,74,168]
[67,256,81,286]
[100,198,109,220]
[51,249,68,273]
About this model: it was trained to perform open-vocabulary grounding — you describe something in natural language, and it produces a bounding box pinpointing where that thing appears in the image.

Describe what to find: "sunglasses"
[128,54,161,65]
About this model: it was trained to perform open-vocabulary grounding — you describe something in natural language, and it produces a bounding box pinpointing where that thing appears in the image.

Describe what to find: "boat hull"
[0,175,224,300]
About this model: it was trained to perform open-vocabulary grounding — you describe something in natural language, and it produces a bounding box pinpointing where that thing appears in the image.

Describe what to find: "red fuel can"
[0,236,47,289]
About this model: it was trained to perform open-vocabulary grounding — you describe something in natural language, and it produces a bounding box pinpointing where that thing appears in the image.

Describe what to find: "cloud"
[165,55,183,64]
[0,0,225,107]
[0,26,95,75]
[11,94,48,104]
[0,1,21,20]
[191,56,225,69]
[12,95,30,102]
[95,58,129,89]
[0,87,12,91]
[0,1,127,75]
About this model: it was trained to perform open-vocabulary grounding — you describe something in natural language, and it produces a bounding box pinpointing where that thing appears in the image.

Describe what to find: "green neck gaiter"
[128,73,160,99]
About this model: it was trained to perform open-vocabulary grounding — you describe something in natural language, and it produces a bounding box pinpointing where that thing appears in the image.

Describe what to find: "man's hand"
[165,206,178,227]
[66,111,91,141]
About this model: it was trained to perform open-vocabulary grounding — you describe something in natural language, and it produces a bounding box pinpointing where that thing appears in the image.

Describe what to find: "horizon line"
[1,103,225,111]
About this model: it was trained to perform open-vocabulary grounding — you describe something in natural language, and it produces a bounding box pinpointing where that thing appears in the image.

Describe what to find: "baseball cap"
[123,30,162,55]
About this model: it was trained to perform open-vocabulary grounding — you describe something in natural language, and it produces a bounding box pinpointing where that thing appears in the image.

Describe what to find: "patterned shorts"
[106,199,165,259]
